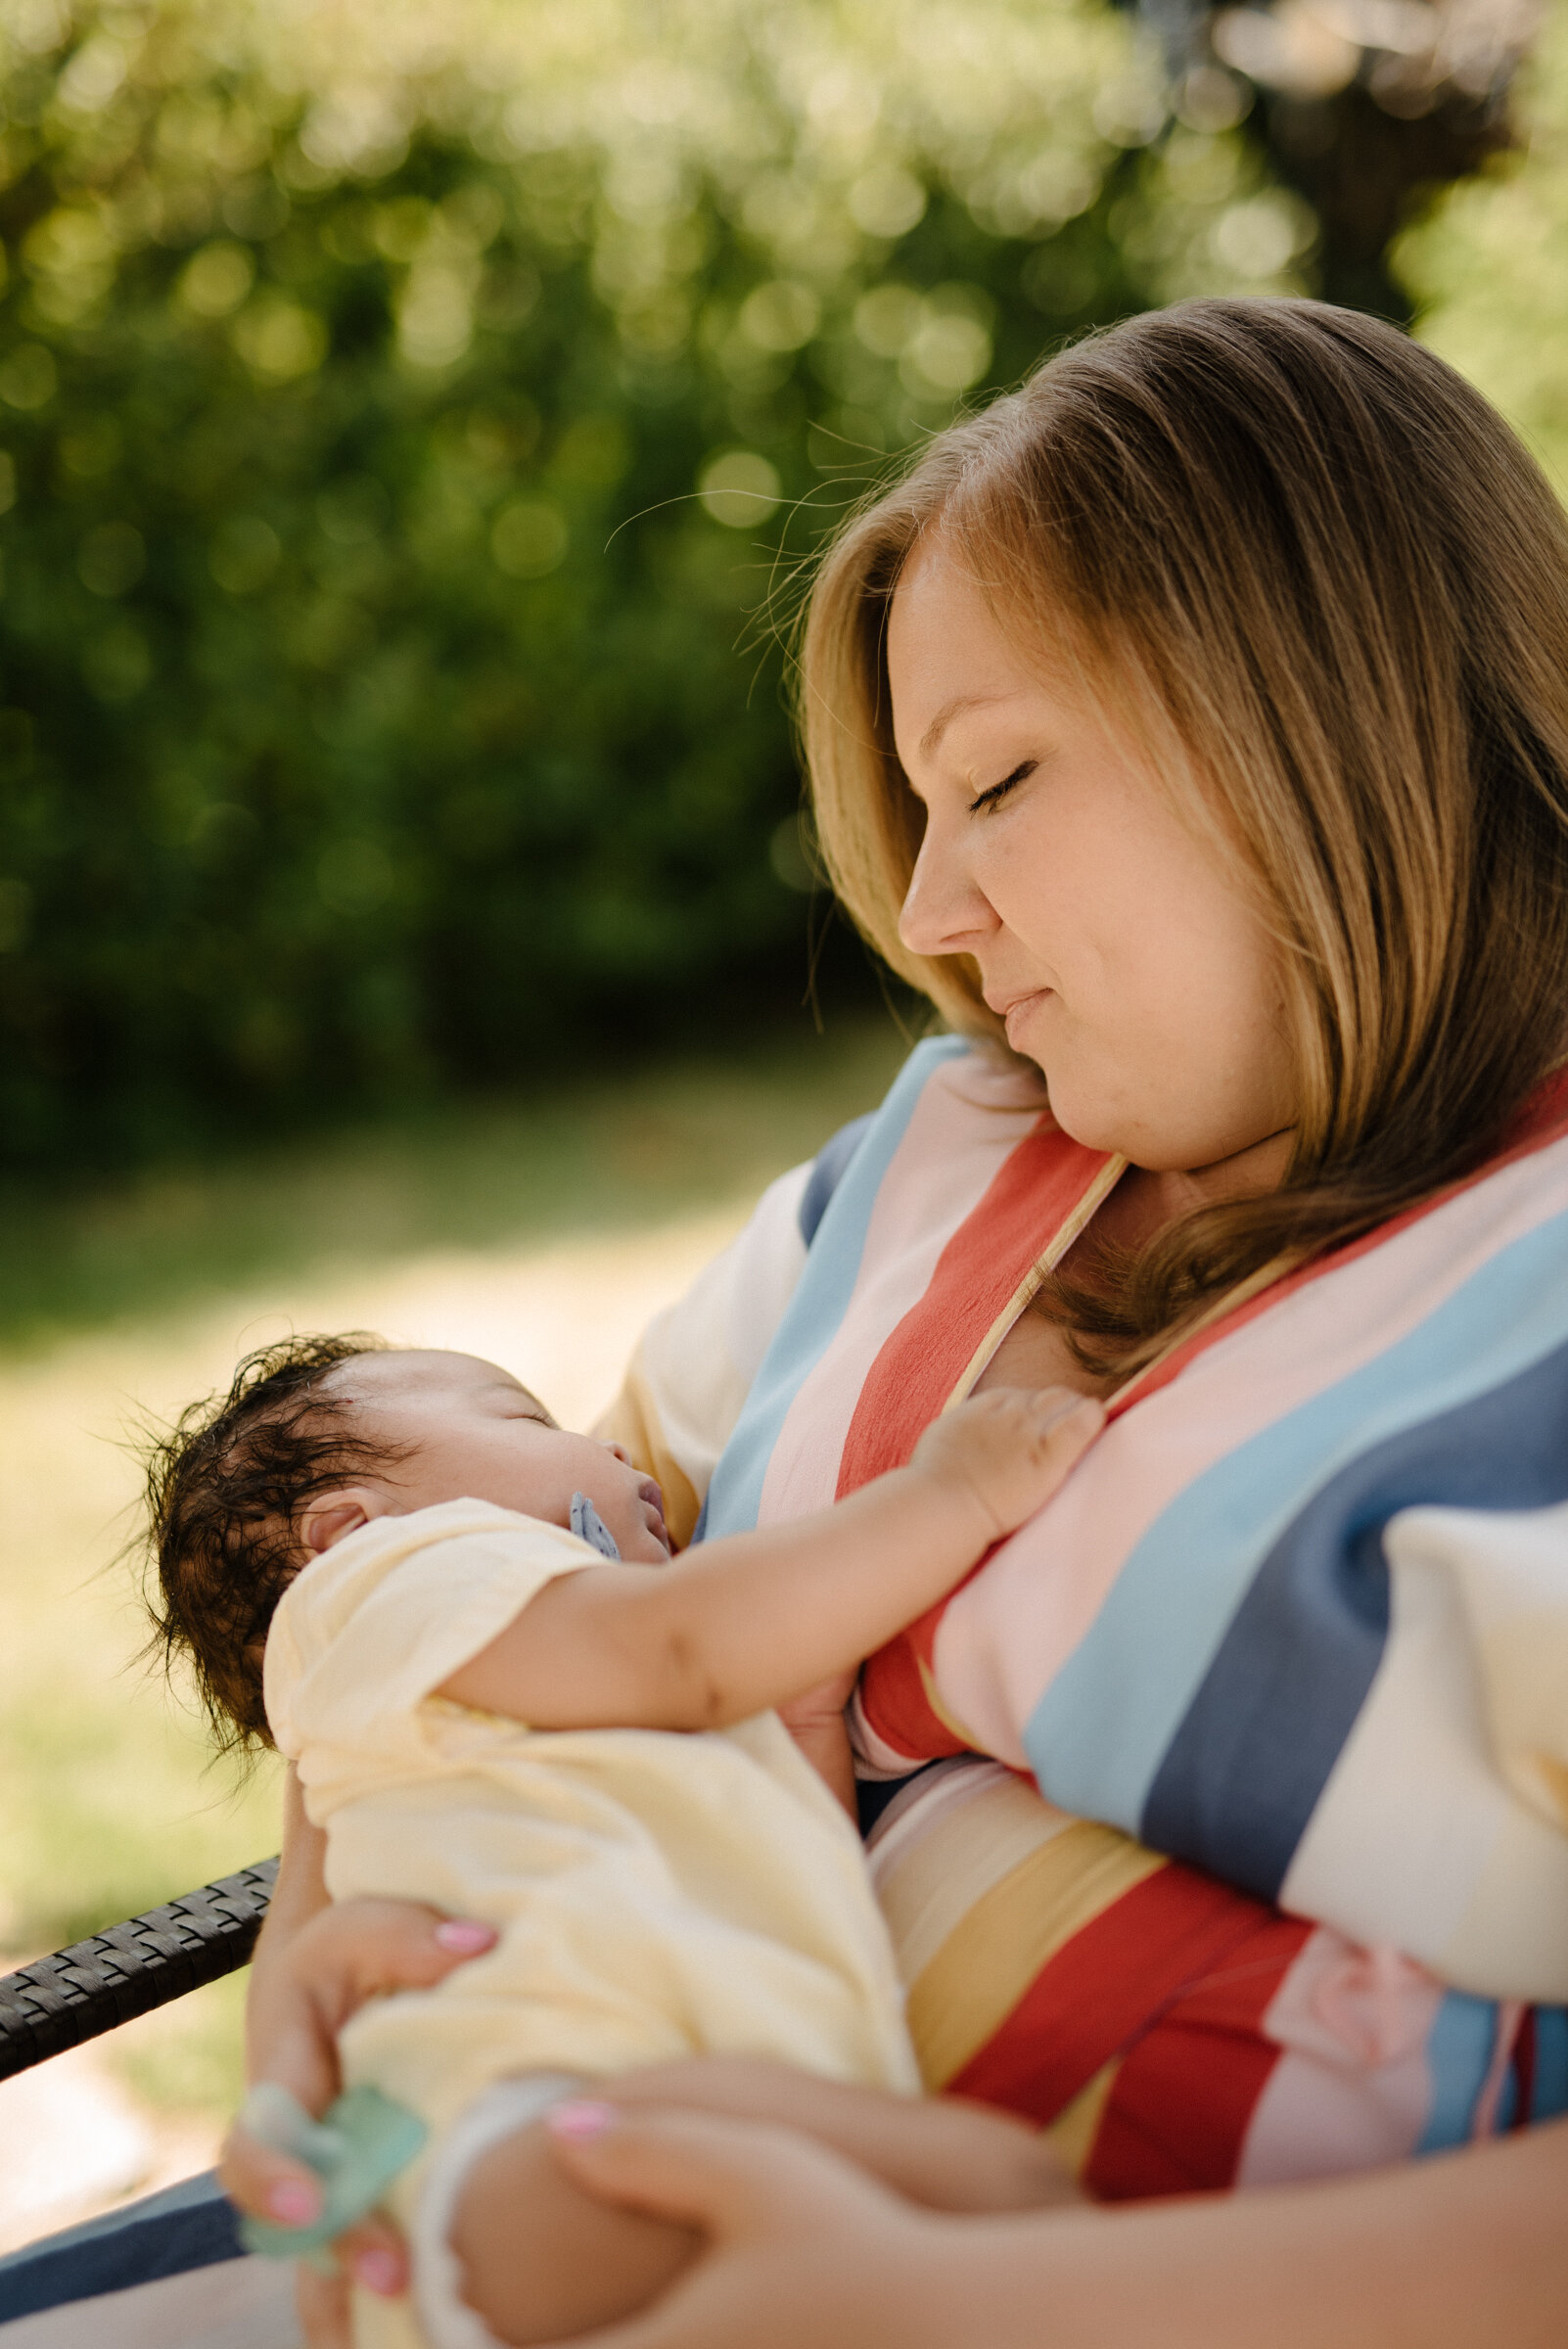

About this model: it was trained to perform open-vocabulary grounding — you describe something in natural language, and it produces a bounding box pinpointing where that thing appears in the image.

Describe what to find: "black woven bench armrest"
[0,1857,278,2081]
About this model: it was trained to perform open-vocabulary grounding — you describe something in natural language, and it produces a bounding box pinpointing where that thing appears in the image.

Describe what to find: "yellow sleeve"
[264,1499,593,1810]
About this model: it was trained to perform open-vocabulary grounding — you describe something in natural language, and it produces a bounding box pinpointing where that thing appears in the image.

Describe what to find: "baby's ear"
[300,1487,387,1556]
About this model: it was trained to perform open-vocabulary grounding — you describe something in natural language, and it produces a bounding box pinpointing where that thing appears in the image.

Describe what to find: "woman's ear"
[300,1487,390,1556]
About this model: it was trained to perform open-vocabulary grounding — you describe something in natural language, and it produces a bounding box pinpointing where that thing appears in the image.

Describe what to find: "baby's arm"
[450,2058,1079,2347]
[438,1388,1100,1732]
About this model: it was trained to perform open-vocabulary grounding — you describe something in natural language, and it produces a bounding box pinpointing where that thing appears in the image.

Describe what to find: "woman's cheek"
[1029,1015,1163,1159]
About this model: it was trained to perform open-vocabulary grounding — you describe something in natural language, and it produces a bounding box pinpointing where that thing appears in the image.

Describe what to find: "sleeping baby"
[147,1335,1100,2349]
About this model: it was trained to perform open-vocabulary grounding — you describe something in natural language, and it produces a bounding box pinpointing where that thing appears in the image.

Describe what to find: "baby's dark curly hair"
[145,1332,400,1755]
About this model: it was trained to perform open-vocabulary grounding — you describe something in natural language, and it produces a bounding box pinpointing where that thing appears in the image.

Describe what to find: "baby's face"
[319,1350,671,1564]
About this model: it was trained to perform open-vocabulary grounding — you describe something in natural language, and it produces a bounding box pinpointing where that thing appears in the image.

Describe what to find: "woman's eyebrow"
[918,689,1028,760]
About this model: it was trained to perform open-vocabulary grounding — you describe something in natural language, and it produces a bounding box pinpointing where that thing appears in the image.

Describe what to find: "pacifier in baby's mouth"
[570,1492,621,1559]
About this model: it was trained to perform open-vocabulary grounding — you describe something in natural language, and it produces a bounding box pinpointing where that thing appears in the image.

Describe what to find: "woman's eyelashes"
[967,759,1037,815]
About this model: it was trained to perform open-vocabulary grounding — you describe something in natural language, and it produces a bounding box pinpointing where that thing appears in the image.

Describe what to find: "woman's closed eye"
[967,759,1037,815]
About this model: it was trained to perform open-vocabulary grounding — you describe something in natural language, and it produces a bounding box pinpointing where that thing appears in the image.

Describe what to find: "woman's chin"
[1030,1073,1132,1160]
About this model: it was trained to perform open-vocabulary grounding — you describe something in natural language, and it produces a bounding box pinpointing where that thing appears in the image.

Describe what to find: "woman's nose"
[898,825,996,959]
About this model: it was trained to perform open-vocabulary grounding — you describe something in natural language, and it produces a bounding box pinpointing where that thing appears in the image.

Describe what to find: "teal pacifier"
[236,2083,428,2268]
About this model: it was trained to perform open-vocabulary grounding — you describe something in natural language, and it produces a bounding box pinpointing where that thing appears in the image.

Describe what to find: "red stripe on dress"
[854,1577,987,1763]
[1510,2007,1538,2129]
[1113,1068,1568,1425]
[1083,1906,1314,2198]
[945,1862,1309,2166]
[835,1116,1111,1497]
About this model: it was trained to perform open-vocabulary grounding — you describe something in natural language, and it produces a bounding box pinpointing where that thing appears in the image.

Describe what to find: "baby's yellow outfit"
[264,1498,917,2349]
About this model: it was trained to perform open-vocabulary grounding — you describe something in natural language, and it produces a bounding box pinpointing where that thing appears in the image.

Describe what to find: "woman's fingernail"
[266,2178,322,2225]
[434,1920,495,1954]
[353,2249,403,2296]
[547,2098,617,2142]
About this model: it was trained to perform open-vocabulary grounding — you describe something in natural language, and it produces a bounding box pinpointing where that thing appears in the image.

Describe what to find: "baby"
[149,1335,1100,2349]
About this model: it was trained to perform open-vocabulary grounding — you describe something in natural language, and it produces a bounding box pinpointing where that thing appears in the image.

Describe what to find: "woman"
[229,298,1568,2343]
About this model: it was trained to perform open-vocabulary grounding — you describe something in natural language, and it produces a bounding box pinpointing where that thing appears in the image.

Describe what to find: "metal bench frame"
[0,1860,276,2081]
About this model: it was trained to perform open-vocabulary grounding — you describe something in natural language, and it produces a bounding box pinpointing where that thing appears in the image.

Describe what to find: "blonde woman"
[229,299,1568,2346]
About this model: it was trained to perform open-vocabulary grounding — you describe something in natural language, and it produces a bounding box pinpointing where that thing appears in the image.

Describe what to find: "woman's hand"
[538,2102,975,2349]
[776,1669,858,1813]
[221,1897,497,2347]
[539,2101,1568,2349]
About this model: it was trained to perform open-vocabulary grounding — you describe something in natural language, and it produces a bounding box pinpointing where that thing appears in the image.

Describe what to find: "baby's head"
[146,1334,670,1752]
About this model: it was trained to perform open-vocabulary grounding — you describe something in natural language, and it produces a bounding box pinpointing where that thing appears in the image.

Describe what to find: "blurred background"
[0,0,1560,2253]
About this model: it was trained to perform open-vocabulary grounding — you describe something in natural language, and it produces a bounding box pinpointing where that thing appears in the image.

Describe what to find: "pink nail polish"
[266,2179,321,2225]
[434,1920,495,1954]
[354,2249,403,2296]
[547,2098,617,2141]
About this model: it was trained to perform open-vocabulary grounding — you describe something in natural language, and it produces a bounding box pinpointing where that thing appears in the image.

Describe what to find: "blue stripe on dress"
[1417,1994,1499,2152]
[703,1037,969,1540]
[1142,1329,1568,1897]
[798,1113,875,1248]
[1530,2007,1568,2120]
[1021,1200,1568,1843]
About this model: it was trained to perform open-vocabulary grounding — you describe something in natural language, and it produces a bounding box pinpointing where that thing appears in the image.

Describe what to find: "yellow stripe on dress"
[1045,2056,1122,2179]
[898,1811,1166,2090]
[870,1765,1082,1987]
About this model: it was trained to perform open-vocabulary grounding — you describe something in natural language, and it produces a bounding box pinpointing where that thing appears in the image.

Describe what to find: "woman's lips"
[1001,990,1051,1047]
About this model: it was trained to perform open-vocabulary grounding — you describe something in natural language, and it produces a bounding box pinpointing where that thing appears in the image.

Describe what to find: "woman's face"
[889,544,1296,1174]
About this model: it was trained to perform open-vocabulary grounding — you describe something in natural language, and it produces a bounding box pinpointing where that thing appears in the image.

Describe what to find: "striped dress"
[603,1036,1568,2198]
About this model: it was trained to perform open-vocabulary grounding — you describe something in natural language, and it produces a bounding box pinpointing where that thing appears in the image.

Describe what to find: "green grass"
[0,1012,911,2123]
[110,1969,254,2124]
[0,1016,914,1350]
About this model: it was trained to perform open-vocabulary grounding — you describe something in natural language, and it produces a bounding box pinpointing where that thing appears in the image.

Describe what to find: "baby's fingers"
[947,1388,1104,1538]
[1026,1388,1103,1457]
[1026,1394,1103,1489]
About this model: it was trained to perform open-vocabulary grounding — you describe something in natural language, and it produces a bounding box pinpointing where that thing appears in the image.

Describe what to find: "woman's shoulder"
[801,1036,1058,1236]
[598,1039,1063,1540]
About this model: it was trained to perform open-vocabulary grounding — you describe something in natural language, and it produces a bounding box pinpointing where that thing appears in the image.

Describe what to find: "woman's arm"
[244,1767,329,2091]
[541,2101,1568,2349]
[774,1671,859,1812]
[224,1767,500,2344]
[439,1390,1101,1731]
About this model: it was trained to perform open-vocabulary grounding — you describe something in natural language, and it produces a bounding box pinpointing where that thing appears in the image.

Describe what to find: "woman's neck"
[1099,1128,1295,1256]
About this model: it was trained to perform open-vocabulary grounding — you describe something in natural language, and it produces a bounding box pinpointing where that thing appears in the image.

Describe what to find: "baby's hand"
[910,1387,1104,1543]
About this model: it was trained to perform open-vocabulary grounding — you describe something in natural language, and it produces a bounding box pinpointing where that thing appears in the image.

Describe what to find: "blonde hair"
[800,298,1568,1372]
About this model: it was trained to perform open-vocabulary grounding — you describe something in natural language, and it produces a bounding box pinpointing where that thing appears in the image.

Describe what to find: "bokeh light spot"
[77,523,145,599]
[0,345,57,410]
[209,516,281,595]
[179,242,256,319]
[698,450,781,528]
[490,499,569,577]
[847,165,927,240]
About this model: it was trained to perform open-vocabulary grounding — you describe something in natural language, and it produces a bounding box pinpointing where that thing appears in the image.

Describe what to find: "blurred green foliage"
[0,0,1326,1166]
[1398,5,1568,501]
